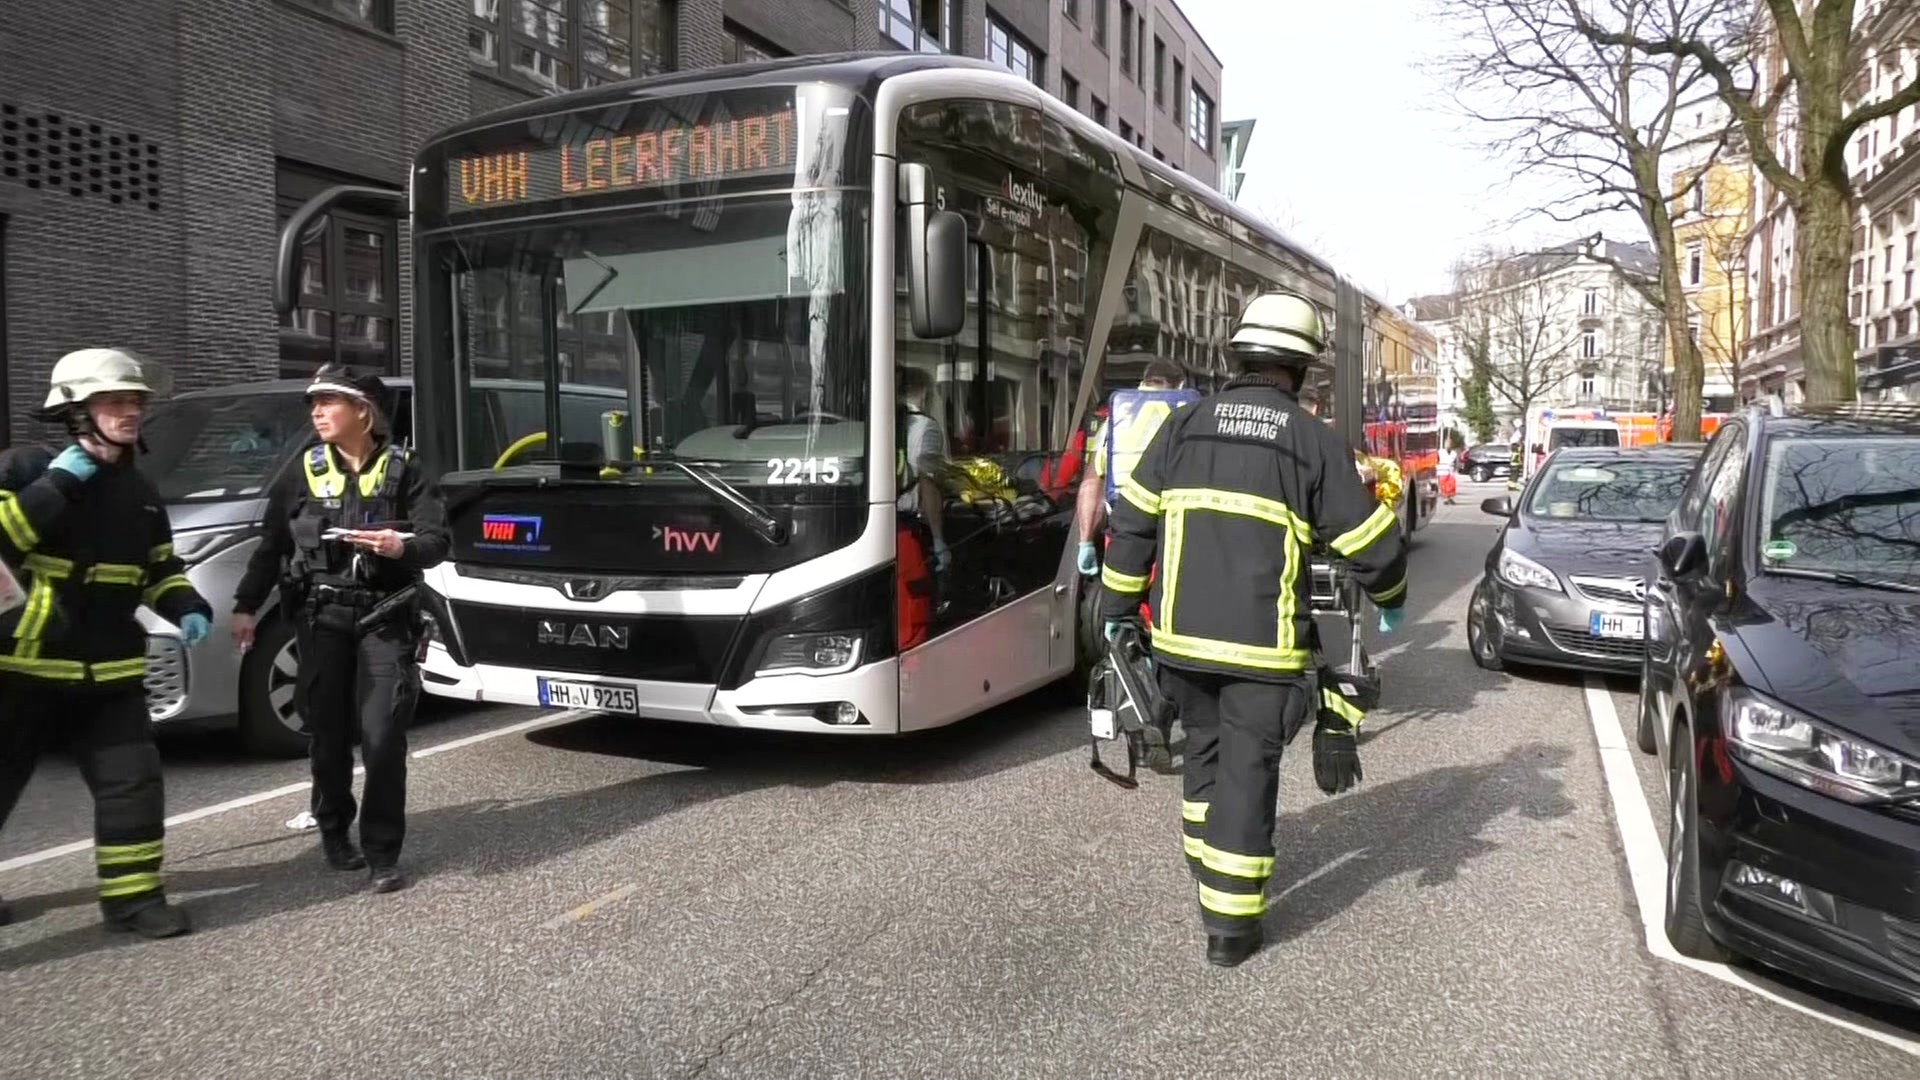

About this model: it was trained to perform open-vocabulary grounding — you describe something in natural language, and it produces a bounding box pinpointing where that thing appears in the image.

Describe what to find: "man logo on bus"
[478,513,549,552]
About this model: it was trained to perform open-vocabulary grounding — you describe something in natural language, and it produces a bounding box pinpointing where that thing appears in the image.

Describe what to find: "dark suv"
[1460,442,1513,482]
[1641,400,1920,1009]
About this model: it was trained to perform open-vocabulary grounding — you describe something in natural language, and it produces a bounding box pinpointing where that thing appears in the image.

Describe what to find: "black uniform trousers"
[295,612,420,868]
[1159,664,1312,938]
[0,681,169,915]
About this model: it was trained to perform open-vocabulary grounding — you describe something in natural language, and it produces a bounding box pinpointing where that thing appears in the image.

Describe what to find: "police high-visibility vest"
[1102,387,1200,506]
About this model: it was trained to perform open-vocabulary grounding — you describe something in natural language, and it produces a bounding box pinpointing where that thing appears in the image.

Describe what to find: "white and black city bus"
[273,52,1425,735]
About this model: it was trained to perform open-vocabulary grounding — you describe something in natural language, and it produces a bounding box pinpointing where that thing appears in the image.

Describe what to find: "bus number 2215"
[766,457,842,485]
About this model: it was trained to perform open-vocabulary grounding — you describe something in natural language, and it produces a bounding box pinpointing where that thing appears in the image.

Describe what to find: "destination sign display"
[447,104,799,211]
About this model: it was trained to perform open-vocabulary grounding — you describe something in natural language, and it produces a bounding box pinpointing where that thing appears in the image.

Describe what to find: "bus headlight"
[755,632,863,677]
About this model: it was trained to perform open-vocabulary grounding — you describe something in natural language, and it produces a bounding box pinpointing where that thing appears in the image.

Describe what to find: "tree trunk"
[1796,177,1857,402]
[1648,197,1704,440]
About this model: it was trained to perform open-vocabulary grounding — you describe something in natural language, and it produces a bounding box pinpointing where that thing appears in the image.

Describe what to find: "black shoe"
[1206,930,1263,968]
[368,865,407,893]
[322,834,367,871]
[104,898,193,939]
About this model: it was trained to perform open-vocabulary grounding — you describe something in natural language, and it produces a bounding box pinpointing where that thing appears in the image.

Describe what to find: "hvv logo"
[654,524,720,554]
[478,514,550,553]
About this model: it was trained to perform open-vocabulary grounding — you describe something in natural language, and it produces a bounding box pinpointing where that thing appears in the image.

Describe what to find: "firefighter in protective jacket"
[232,365,449,893]
[0,348,213,937]
[1098,291,1409,967]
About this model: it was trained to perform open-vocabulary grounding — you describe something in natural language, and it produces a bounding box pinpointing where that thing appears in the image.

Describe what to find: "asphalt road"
[2,483,1916,1079]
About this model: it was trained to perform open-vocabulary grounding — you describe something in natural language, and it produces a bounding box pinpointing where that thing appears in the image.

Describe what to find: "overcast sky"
[1175,0,1644,304]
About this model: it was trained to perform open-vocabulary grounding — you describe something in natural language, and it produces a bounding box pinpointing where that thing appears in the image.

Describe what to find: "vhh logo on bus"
[654,524,720,554]
[481,514,542,544]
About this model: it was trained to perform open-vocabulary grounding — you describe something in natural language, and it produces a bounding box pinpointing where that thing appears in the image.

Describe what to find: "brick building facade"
[0,0,1222,442]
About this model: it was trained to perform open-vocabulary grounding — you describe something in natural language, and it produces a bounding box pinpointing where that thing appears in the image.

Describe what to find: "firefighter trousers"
[1158,665,1312,938]
[296,614,420,868]
[0,681,170,916]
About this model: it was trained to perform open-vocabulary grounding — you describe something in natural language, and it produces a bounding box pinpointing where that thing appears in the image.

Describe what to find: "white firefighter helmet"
[1228,292,1328,365]
[42,348,161,411]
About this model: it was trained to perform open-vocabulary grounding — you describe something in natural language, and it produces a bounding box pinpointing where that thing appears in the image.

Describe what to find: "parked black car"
[1467,444,1703,675]
[1641,401,1920,1010]
[1460,442,1514,482]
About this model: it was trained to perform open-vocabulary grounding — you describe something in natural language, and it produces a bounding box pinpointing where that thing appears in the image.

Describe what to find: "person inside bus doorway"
[1074,357,1197,576]
[895,365,951,572]
[230,365,450,893]
[1098,292,1409,968]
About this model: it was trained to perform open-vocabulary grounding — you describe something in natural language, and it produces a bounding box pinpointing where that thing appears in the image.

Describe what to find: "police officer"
[1075,357,1198,576]
[0,349,213,937]
[230,365,449,893]
[1098,292,1409,968]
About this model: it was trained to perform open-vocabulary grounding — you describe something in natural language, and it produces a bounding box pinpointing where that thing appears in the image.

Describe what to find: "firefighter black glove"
[1312,716,1363,795]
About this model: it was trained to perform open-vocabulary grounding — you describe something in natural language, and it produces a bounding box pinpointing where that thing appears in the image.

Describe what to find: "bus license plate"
[1589,612,1644,640]
[538,677,639,714]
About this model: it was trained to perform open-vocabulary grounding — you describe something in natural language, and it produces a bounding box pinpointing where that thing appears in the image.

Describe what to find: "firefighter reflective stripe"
[1200,844,1275,880]
[1371,576,1407,605]
[1118,474,1161,516]
[142,574,193,607]
[0,491,38,551]
[24,553,74,576]
[15,553,71,640]
[85,562,146,585]
[98,871,163,899]
[1181,801,1209,871]
[1150,489,1316,674]
[0,654,85,679]
[1198,881,1267,918]
[1321,688,1365,728]
[91,657,148,682]
[1101,564,1149,594]
[1182,799,1209,823]
[149,542,173,562]
[96,840,163,867]
[1331,502,1397,559]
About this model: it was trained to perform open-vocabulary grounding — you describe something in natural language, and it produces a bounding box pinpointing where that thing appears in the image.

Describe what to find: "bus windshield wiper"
[602,456,788,546]
[1764,565,1920,594]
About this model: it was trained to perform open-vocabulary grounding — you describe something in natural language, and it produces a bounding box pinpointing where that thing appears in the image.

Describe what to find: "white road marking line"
[0,708,592,876]
[1583,677,1920,1058]
[1272,848,1368,902]
[545,883,640,929]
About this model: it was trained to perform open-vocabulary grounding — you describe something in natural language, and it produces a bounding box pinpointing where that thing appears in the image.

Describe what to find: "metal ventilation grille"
[0,102,163,211]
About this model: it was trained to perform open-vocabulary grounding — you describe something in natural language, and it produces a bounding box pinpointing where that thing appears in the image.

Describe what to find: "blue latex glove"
[1077,541,1099,576]
[932,538,951,572]
[1104,620,1124,643]
[1378,606,1405,634]
[50,444,98,482]
[179,613,211,647]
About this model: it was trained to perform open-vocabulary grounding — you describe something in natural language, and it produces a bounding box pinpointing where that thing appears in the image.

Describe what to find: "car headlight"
[1723,687,1920,805]
[172,526,257,565]
[1497,548,1562,593]
[755,632,864,677]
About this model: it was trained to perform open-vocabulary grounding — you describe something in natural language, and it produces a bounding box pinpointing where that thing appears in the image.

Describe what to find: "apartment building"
[1047,0,1222,182]
[1661,94,1751,411]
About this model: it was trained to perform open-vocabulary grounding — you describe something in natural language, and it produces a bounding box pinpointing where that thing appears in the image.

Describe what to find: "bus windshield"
[437,190,868,487]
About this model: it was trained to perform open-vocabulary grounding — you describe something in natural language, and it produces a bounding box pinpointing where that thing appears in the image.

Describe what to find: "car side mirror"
[900,163,967,339]
[1659,531,1706,577]
[1480,496,1513,517]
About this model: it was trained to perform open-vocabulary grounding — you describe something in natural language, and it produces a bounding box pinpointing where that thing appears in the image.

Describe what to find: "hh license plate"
[538,677,639,714]
[1589,611,1645,640]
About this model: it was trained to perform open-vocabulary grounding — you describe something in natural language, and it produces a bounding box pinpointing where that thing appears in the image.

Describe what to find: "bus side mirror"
[900,163,966,339]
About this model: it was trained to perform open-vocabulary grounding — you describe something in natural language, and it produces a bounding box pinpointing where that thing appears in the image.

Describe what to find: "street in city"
[3,483,1915,1080]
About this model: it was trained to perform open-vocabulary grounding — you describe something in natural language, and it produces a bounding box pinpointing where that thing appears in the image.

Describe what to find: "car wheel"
[1474,465,1492,483]
[1467,582,1504,672]
[1665,734,1730,961]
[238,615,309,759]
[1636,661,1660,754]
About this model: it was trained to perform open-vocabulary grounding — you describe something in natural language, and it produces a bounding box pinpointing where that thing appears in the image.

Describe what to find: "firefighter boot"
[369,864,407,894]
[322,833,367,871]
[104,896,193,939]
[1206,928,1264,968]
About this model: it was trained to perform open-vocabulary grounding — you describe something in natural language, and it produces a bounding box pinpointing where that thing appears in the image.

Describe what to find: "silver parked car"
[136,375,616,756]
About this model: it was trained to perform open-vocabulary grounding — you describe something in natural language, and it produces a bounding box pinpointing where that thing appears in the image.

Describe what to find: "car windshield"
[1525,457,1692,523]
[138,393,311,501]
[1759,436,1920,584]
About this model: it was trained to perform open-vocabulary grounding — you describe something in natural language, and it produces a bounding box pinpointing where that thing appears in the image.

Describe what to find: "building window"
[1135,13,1145,83]
[880,0,952,53]
[276,166,401,378]
[1061,72,1080,110]
[1686,241,1704,287]
[1689,174,1706,214]
[1579,372,1596,398]
[1119,118,1133,143]
[1173,59,1184,119]
[1188,83,1214,152]
[470,0,675,91]
[1687,314,1701,345]
[1581,328,1599,359]
[1092,0,1107,49]
[1154,36,1166,107]
[1119,1,1134,76]
[290,0,392,31]
[986,15,1042,85]
[723,20,784,63]
[1064,0,1079,24]
[1092,96,1108,126]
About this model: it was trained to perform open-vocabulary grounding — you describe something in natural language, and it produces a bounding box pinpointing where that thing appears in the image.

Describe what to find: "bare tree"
[1452,249,1583,421]
[1435,0,1741,442]
[1572,0,1920,403]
